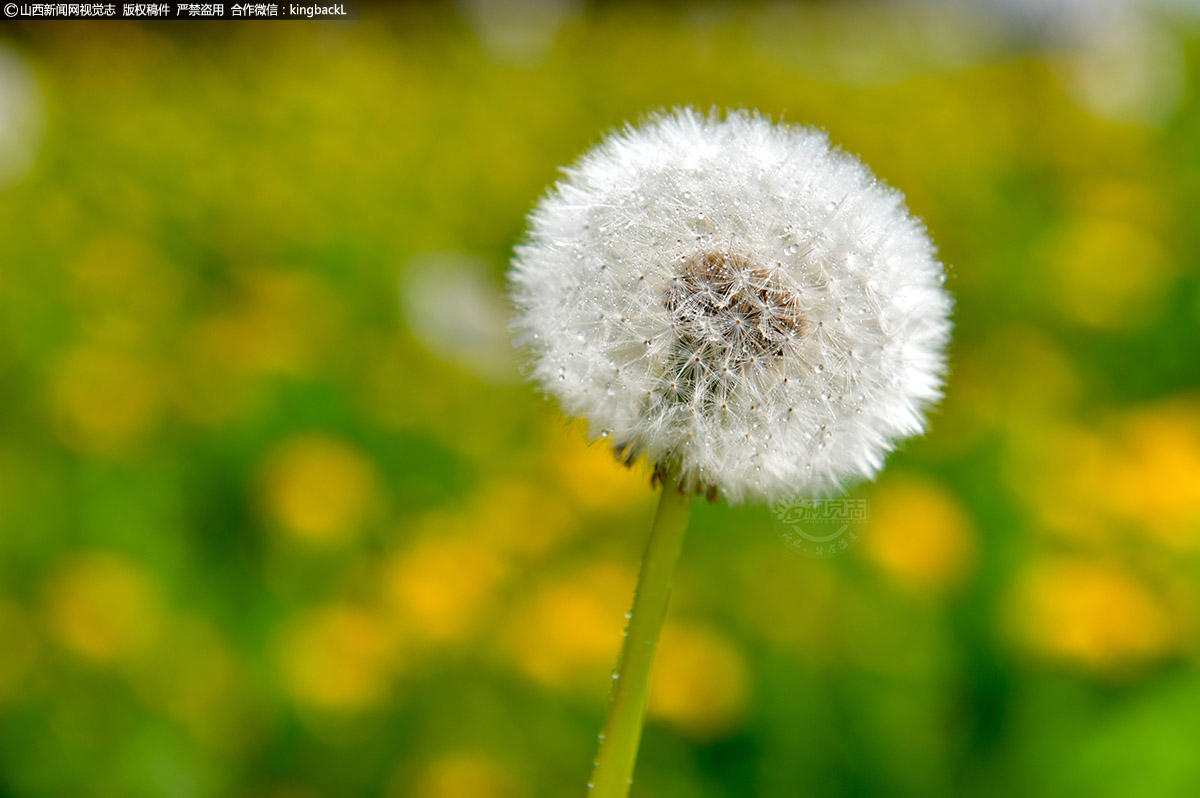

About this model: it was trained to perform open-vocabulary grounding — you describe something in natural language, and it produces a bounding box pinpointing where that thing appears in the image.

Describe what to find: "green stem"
[589,473,694,797]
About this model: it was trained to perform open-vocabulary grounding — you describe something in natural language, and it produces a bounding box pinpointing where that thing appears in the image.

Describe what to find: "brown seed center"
[664,251,805,363]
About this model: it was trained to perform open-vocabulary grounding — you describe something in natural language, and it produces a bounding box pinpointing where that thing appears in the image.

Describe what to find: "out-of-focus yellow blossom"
[67,235,184,348]
[1019,425,1117,546]
[1071,177,1169,229]
[469,479,577,560]
[648,621,750,739]
[192,268,342,378]
[1107,402,1200,550]
[405,751,517,798]
[505,561,634,689]
[276,604,395,711]
[259,433,381,544]
[549,422,650,511]
[135,616,260,753]
[170,327,258,426]
[50,346,163,455]
[1039,215,1173,330]
[380,535,507,644]
[1009,559,1181,673]
[43,551,165,664]
[1018,401,1200,552]
[0,599,39,703]
[861,476,976,594]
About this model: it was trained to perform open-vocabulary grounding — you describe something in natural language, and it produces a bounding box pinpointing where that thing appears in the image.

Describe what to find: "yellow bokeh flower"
[276,603,396,711]
[43,551,165,665]
[1107,402,1200,549]
[134,615,260,753]
[192,268,342,378]
[380,535,507,644]
[1017,400,1200,552]
[468,479,577,560]
[1019,424,1115,546]
[67,235,184,348]
[1039,215,1173,330]
[861,476,976,594]
[50,346,163,456]
[259,433,381,544]
[504,561,634,689]
[0,599,39,703]
[549,422,650,511]
[170,328,257,427]
[1009,559,1180,674]
[404,752,516,798]
[648,622,750,740]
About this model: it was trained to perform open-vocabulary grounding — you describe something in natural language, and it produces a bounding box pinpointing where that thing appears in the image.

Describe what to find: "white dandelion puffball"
[510,108,952,504]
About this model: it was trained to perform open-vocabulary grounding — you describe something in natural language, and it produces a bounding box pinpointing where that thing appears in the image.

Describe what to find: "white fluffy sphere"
[510,108,952,504]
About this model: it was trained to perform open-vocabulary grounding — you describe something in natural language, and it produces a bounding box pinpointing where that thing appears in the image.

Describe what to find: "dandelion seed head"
[510,108,953,504]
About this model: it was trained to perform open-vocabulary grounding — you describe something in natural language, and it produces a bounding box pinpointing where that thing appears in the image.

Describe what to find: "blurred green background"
[1,2,1199,796]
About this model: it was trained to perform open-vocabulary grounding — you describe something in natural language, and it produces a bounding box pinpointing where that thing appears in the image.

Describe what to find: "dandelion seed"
[510,107,952,504]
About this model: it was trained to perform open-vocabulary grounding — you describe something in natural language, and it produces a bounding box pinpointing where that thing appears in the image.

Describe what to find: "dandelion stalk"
[590,469,693,797]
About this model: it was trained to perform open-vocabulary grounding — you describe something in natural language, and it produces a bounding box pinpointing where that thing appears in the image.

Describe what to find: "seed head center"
[664,251,805,366]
